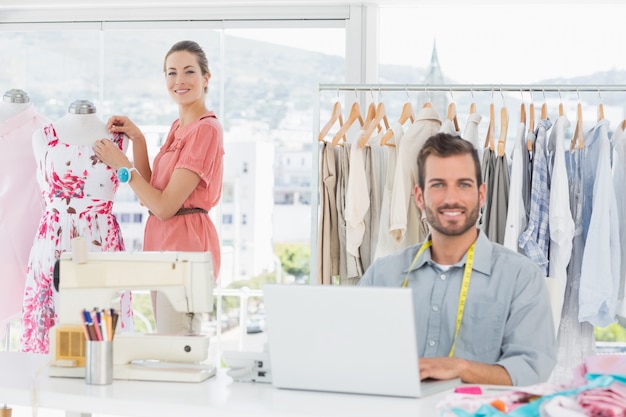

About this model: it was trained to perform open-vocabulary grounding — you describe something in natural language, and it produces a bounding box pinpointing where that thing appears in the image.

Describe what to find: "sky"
[231,3,626,85]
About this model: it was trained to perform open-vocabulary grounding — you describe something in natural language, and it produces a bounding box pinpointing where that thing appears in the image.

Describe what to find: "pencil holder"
[0,405,11,417]
[85,341,113,385]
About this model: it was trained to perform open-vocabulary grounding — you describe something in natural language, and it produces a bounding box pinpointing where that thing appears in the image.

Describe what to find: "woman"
[94,40,224,334]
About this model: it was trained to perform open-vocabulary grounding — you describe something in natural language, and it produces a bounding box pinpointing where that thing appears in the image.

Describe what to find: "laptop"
[263,284,460,398]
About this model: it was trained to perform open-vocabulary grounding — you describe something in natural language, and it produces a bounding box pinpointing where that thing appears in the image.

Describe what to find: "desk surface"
[0,352,451,417]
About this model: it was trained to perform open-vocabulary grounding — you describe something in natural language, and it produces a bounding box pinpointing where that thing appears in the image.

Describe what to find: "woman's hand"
[107,115,144,142]
[93,138,131,170]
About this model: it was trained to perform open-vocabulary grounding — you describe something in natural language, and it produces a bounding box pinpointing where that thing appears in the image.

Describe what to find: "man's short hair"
[417,132,482,190]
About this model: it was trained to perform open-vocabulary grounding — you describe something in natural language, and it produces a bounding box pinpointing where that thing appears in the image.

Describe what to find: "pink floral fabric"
[19,124,133,353]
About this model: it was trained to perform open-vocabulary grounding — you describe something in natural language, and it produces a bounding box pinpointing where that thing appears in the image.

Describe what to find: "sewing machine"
[48,250,216,383]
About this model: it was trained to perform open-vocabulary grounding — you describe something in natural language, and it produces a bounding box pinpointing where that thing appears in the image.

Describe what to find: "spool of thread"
[71,237,88,264]
[0,405,12,417]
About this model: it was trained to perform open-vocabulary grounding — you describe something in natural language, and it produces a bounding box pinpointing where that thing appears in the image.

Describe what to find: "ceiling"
[5,0,618,6]
[1,0,621,25]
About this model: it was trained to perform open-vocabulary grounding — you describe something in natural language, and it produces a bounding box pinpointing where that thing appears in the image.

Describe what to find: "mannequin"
[19,99,132,353]
[0,89,31,122]
[32,99,128,156]
[0,88,48,338]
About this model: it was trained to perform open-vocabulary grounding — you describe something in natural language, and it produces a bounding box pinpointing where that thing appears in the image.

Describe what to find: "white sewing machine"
[48,250,216,383]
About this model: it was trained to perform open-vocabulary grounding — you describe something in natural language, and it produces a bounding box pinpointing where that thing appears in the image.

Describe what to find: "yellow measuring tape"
[401,240,476,357]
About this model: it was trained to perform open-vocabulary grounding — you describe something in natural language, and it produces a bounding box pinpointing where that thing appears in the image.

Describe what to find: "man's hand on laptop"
[419,357,512,386]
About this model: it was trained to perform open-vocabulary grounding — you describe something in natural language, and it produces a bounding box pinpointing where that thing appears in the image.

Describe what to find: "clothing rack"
[317,83,626,92]
[310,83,626,281]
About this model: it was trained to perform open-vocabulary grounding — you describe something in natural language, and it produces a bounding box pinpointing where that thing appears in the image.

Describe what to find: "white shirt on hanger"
[503,121,527,253]
[611,123,626,320]
[579,119,621,327]
[388,106,441,246]
[547,114,574,331]
[463,112,483,166]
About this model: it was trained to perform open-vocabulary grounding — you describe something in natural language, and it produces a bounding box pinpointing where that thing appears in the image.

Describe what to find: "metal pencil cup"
[85,341,113,385]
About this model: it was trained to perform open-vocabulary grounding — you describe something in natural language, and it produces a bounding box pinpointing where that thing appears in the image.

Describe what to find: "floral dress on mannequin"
[19,124,133,353]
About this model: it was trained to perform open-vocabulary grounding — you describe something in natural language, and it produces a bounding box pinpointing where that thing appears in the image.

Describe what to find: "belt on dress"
[149,207,208,216]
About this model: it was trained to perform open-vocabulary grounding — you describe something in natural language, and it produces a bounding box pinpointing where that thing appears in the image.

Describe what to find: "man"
[359,132,556,386]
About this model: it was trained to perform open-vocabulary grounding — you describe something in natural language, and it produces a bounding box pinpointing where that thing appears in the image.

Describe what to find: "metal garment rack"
[309,83,626,282]
[316,83,626,93]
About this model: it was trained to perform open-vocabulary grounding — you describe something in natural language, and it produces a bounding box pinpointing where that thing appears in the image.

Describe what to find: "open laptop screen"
[263,284,459,398]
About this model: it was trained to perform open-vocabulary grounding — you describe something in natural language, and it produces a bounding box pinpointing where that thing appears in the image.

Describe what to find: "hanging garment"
[388,106,441,247]
[579,119,620,327]
[345,127,387,281]
[519,119,552,276]
[523,129,535,222]
[317,141,339,284]
[336,126,364,284]
[374,123,406,259]
[549,145,595,385]
[462,112,483,165]
[486,149,510,245]
[360,142,387,273]
[0,104,49,331]
[612,124,626,320]
[345,135,371,261]
[439,117,461,136]
[479,147,495,233]
[547,115,574,330]
[19,124,133,353]
[503,121,527,253]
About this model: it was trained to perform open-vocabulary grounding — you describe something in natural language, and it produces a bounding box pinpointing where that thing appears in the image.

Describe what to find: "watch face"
[117,167,130,183]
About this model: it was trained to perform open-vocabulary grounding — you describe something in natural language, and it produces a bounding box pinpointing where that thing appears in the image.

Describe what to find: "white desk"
[0,352,450,417]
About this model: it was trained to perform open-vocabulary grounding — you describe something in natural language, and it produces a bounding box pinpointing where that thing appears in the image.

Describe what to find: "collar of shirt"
[402,230,493,277]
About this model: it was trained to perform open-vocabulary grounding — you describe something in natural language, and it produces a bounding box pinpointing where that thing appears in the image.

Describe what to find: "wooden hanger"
[527,102,535,151]
[331,101,363,146]
[570,102,584,150]
[469,89,476,115]
[483,102,495,150]
[398,101,415,124]
[541,102,548,120]
[520,103,526,124]
[597,89,605,122]
[447,102,459,131]
[622,119,626,131]
[359,101,387,148]
[558,102,564,117]
[380,101,414,146]
[422,89,432,109]
[318,100,343,142]
[363,101,377,127]
[497,106,508,157]
[597,102,605,121]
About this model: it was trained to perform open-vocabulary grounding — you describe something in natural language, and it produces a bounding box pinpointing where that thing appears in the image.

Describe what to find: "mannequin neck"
[53,112,109,146]
[0,101,30,123]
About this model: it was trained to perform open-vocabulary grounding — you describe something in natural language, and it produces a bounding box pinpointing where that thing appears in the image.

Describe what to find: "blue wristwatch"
[117,166,138,184]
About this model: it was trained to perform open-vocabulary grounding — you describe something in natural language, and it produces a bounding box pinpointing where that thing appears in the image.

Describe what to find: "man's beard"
[423,203,480,237]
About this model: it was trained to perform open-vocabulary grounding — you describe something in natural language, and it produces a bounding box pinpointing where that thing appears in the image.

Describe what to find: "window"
[222,183,234,203]
[0,17,347,297]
